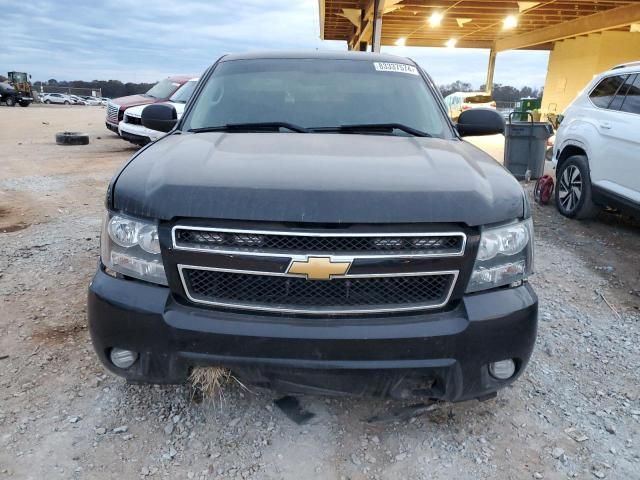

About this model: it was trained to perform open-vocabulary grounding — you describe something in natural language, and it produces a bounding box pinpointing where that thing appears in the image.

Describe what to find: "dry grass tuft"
[189,366,232,399]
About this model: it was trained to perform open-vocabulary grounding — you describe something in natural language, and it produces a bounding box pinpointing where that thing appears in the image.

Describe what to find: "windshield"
[146,78,181,99]
[10,72,28,83]
[169,79,198,103]
[182,59,450,137]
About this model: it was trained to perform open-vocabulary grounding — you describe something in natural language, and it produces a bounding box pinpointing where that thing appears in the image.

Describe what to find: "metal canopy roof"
[319,1,640,51]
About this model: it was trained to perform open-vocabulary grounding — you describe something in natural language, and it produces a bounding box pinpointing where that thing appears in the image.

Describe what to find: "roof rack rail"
[611,60,640,70]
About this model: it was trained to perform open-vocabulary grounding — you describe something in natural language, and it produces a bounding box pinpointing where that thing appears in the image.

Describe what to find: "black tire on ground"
[5,96,16,107]
[555,154,599,219]
[19,101,30,107]
[64,100,70,105]
[45,99,51,104]
[55,132,90,146]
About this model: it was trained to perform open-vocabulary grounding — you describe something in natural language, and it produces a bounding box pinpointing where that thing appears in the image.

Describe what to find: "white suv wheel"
[558,164,582,212]
[555,155,598,219]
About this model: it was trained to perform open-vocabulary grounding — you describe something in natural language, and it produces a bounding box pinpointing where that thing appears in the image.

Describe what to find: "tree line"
[439,80,543,102]
[7,76,542,102]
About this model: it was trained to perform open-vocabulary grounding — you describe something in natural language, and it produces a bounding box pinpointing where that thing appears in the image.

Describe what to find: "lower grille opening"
[181,268,455,314]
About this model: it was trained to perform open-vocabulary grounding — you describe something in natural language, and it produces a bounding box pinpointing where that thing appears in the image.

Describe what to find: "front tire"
[64,100,70,105]
[45,99,51,104]
[5,97,16,107]
[555,155,598,219]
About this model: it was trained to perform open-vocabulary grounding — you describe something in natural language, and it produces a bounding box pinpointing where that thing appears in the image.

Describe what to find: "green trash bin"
[504,112,553,181]
[513,97,542,122]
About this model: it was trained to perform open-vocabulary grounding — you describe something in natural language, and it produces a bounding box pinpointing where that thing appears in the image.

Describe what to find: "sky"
[0,0,549,88]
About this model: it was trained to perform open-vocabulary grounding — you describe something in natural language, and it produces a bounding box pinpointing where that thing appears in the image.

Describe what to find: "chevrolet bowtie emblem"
[287,256,352,280]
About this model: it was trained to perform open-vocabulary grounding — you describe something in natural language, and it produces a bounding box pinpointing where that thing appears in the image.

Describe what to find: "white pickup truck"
[118,78,198,145]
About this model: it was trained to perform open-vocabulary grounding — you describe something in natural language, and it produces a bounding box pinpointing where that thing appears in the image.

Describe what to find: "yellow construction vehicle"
[1,71,34,107]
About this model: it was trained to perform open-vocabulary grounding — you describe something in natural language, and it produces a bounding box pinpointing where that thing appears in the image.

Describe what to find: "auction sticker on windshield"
[373,62,419,75]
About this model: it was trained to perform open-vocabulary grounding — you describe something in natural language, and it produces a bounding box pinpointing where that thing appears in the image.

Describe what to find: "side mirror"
[456,108,504,137]
[141,103,177,133]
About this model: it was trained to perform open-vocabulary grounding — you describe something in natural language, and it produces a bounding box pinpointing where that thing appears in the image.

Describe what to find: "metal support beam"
[372,9,382,51]
[485,49,497,95]
[371,0,385,53]
[495,3,640,52]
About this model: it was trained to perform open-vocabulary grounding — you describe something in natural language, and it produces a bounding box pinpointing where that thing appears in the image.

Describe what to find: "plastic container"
[504,112,553,181]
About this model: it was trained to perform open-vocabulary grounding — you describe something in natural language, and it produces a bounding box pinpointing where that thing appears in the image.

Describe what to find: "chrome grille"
[179,266,457,315]
[107,102,119,123]
[171,226,466,315]
[173,227,465,257]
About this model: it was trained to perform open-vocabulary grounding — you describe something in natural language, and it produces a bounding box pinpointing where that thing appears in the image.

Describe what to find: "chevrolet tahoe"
[88,51,537,401]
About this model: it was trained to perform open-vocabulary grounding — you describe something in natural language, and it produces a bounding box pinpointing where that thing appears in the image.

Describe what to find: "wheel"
[45,99,51,104]
[55,131,90,146]
[5,96,15,107]
[64,100,70,105]
[555,155,598,219]
[19,101,30,107]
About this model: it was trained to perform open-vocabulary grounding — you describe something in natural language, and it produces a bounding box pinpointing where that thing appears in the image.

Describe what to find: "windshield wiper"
[311,123,431,137]
[188,122,309,133]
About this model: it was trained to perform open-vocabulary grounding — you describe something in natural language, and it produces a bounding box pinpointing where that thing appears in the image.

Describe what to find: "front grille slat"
[174,228,464,256]
[182,268,455,314]
[107,103,119,123]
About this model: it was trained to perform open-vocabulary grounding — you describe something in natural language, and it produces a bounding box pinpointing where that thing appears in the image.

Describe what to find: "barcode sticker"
[373,62,419,75]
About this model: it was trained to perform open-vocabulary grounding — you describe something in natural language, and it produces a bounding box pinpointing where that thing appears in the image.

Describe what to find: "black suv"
[89,52,537,401]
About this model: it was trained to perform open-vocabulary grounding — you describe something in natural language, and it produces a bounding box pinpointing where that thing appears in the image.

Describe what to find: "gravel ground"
[0,106,639,480]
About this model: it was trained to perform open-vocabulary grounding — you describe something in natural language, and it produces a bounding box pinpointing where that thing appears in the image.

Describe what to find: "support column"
[485,48,497,95]
[372,0,383,53]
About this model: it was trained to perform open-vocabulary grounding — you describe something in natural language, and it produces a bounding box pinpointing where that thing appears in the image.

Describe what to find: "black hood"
[112,132,524,226]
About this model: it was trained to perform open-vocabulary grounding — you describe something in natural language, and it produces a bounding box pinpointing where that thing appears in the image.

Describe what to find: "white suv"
[552,62,640,219]
[42,93,72,105]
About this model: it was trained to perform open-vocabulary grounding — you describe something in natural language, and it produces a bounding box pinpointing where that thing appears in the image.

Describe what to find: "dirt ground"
[0,105,638,480]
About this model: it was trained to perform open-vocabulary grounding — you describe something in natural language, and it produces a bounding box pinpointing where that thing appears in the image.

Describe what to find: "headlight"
[466,218,533,293]
[101,212,167,285]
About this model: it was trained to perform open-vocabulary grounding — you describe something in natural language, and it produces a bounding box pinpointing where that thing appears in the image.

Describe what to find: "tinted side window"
[620,74,640,114]
[589,75,628,108]
[608,74,636,110]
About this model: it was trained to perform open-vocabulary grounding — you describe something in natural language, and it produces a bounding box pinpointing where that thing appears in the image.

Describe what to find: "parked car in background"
[69,95,86,105]
[42,93,72,105]
[444,91,496,120]
[105,76,192,134]
[119,78,199,145]
[81,96,102,106]
[552,61,640,219]
[99,97,110,106]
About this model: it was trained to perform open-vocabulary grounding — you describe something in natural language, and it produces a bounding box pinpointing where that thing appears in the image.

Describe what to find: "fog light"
[489,359,516,380]
[110,348,138,369]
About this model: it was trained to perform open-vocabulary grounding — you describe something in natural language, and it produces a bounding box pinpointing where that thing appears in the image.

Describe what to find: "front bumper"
[118,121,159,145]
[88,268,537,400]
[105,121,119,134]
